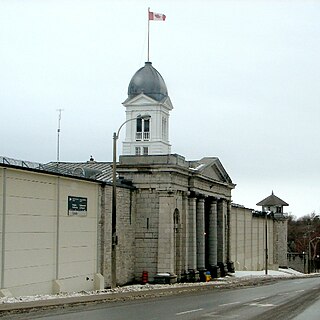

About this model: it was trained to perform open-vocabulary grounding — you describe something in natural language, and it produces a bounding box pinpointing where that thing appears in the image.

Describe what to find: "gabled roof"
[189,157,234,185]
[256,191,289,206]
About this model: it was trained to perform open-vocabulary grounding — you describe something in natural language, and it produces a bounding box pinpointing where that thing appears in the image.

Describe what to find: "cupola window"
[162,117,168,140]
[135,146,149,155]
[143,147,149,155]
[135,147,141,155]
[136,118,150,141]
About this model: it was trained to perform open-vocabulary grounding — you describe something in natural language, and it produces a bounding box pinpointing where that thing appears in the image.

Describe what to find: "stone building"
[117,154,235,281]
[116,61,236,281]
[113,61,289,282]
[0,61,289,296]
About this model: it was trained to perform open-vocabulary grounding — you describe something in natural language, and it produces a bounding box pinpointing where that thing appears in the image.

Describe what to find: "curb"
[0,275,316,314]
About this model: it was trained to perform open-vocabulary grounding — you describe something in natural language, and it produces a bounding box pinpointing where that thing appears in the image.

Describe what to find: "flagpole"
[147,7,150,62]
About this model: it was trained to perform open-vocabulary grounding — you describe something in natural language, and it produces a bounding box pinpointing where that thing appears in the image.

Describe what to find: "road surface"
[3,277,320,320]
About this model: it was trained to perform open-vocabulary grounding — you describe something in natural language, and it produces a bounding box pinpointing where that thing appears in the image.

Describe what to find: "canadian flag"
[149,11,166,21]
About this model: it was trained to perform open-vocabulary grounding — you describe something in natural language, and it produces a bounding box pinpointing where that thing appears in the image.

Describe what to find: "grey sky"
[1,0,320,217]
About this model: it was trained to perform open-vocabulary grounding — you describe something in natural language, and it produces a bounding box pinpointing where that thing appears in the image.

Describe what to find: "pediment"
[122,93,157,106]
[193,157,233,184]
[123,93,173,110]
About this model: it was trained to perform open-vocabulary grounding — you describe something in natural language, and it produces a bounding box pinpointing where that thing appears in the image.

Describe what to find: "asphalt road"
[4,277,320,320]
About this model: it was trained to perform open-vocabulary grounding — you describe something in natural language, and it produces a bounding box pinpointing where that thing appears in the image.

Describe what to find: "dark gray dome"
[128,62,168,101]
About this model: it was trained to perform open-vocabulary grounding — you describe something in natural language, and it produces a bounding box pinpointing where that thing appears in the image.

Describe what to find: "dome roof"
[128,62,168,102]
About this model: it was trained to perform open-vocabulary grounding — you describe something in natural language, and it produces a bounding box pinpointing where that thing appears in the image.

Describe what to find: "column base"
[187,269,200,282]
[180,270,188,283]
[227,261,235,273]
[153,273,177,284]
[218,262,228,277]
[208,265,220,279]
[198,268,207,282]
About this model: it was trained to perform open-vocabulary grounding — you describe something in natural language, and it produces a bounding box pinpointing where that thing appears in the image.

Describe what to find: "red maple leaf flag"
[149,11,166,21]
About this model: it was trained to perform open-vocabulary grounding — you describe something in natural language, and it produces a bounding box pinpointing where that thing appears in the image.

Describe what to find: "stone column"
[188,197,197,271]
[208,199,218,268]
[217,199,227,275]
[182,193,189,273]
[226,201,230,262]
[157,194,174,274]
[226,200,234,272]
[173,208,182,281]
[196,197,205,271]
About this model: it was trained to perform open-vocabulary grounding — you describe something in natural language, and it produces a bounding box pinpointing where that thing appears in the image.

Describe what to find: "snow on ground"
[234,268,304,278]
[0,269,306,305]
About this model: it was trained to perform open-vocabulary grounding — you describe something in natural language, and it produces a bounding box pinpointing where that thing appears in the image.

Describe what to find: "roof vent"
[72,167,102,179]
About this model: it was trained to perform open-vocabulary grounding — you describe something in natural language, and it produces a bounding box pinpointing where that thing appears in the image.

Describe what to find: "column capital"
[188,190,197,198]
[197,197,205,203]
[182,191,190,198]
[189,191,206,199]
[208,197,218,204]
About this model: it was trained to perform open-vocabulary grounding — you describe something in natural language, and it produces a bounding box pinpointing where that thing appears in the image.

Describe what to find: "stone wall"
[100,184,136,287]
[134,189,159,282]
[287,253,308,273]
[274,219,288,267]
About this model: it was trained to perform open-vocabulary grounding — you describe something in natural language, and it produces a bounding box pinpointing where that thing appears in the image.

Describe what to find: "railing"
[0,156,44,170]
[143,132,150,140]
[136,132,150,141]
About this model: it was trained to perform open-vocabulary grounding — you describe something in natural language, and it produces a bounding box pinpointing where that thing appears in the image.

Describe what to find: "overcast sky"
[1,0,320,217]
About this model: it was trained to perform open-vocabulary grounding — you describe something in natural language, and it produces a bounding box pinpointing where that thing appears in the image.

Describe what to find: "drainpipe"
[1,168,6,288]
[55,177,60,279]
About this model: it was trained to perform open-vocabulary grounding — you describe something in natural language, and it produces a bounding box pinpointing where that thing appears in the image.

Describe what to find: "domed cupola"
[122,62,173,156]
[128,62,168,102]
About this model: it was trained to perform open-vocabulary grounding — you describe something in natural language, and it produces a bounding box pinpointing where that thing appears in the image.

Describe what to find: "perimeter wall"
[230,205,280,271]
[0,166,135,297]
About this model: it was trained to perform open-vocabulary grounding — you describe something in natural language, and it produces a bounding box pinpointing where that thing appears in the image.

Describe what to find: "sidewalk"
[0,268,311,313]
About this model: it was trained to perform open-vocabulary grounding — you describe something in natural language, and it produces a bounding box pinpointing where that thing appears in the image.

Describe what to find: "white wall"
[231,206,278,271]
[0,167,101,296]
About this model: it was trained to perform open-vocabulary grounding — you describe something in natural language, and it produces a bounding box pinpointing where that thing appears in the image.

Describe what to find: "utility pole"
[265,211,268,275]
[56,109,64,170]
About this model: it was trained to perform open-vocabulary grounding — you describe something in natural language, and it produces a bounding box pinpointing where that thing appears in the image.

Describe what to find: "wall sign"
[68,196,88,216]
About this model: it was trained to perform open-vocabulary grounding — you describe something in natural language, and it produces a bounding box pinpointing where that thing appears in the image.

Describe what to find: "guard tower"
[256,191,289,216]
[122,62,173,156]
[257,191,289,268]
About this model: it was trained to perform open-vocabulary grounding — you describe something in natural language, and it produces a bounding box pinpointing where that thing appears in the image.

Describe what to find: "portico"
[117,154,235,282]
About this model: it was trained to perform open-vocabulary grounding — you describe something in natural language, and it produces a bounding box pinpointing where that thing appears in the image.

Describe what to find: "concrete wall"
[0,167,101,296]
[230,206,277,271]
